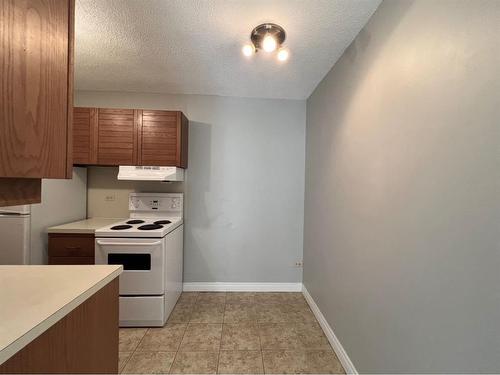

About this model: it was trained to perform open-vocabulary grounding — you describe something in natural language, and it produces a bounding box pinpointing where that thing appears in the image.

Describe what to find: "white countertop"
[0,265,122,365]
[47,217,125,234]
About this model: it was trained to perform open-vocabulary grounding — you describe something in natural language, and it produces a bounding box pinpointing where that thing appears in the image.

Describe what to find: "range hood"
[118,166,184,181]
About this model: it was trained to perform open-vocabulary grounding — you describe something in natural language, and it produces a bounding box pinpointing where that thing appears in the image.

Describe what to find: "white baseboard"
[183,282,302,292]
[302,285,358,374]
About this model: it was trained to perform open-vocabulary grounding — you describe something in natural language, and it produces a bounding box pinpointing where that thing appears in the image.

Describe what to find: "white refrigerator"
[0,204,31,264]
[0,168,87,265]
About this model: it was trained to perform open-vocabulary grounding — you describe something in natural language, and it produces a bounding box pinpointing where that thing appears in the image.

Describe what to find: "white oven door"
[95,237,165,295]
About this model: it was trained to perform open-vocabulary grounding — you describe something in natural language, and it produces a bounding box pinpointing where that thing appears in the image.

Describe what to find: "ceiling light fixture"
[262,34,278,52]
[277,48,289,62]
[242,44,255,57]
[242,23,289,62]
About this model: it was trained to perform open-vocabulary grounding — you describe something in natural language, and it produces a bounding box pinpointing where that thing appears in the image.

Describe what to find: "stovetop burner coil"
[126,219,145,224]
[110,224,133,230]
[137,224,164,230]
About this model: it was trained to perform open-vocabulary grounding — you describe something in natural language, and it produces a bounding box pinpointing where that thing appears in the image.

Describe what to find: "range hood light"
[117,166,184,182]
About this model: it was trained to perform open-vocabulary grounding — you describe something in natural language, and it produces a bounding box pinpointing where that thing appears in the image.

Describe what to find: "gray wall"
[303,0,500,373]
[76,91,306,283]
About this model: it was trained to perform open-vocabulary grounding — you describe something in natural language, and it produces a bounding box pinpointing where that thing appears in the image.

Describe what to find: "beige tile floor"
[119,292,345,374]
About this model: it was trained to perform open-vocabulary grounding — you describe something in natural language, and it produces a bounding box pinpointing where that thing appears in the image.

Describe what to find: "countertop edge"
[47,218,125,234]
[0,266,122,366]
[47,228,96,234]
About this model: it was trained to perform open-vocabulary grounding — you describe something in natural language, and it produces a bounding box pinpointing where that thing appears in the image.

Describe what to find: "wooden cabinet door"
[97,108,137,165]
[0,178,41,206]
[0,0,74,179]
[139,110,188,167]
[73,107,98,164]
[139,110,177,166]
[48,233,95,264]
[70,108,188,168]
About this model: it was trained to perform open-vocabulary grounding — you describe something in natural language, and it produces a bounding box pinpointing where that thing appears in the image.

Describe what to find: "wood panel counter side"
[0,265,121,374]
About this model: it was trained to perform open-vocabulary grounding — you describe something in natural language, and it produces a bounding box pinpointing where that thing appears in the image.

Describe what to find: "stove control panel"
[129,193,183,213]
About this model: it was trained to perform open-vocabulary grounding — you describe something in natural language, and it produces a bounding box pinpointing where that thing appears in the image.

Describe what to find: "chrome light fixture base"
[250,23,286,51]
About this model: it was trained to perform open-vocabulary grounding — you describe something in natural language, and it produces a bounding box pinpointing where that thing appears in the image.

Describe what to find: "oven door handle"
[96,240,162,246]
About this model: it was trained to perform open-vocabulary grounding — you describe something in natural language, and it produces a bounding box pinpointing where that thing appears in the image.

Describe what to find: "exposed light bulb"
[262,34,277,52]
[242,44,255,57]
[277,48,289,61]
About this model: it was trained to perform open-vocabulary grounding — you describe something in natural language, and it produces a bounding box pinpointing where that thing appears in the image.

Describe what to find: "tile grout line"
[168,321,189,374]
[215,293,227,374]
[169,292,198,374]
[257,316,266,374]
[245,293,267,374]
[122,327,149,373]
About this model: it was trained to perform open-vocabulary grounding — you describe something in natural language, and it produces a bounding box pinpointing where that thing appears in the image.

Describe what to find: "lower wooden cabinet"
[48,233,95,265]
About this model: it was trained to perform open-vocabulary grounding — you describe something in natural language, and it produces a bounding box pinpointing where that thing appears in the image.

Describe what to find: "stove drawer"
[119,296,166,327]
[95,237,165,295]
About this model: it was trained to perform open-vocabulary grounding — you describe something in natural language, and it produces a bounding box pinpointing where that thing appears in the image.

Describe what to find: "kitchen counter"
[0,265,122,366]
[47,217,124,234]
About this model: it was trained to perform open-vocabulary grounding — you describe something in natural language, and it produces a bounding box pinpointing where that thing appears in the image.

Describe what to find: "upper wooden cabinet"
[0,0,75,206]
[97,109,138,166]
[0,0,74,179]
[139,110,188,168]
[73,108,188,168]
[73,107,97,165]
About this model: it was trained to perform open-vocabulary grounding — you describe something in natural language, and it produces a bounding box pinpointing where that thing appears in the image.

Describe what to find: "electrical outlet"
[294,261,303,268]
[104,194,116,202]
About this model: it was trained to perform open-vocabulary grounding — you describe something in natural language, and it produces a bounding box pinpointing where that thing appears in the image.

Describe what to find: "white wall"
[31,168,87,264]
[304,0,500,372]
[77,91,306,283]
[86,166,182,218]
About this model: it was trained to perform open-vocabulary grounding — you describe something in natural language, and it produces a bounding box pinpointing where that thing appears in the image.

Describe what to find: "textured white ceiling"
[75,0,381,99]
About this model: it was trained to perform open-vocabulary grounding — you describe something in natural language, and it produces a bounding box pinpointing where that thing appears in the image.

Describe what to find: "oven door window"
[108,253,151,270]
